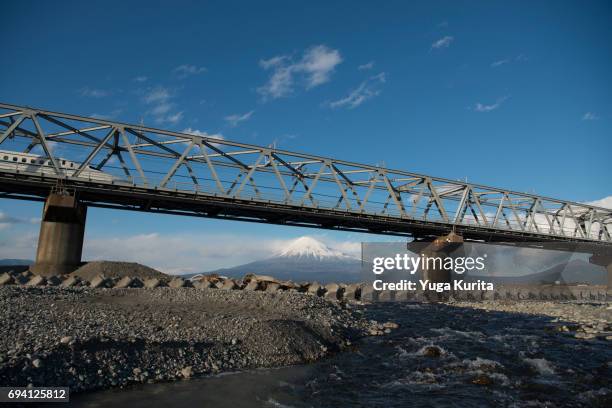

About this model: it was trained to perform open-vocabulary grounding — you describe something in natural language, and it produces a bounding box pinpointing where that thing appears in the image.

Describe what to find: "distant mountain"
[0,259,33,266]
[0,259,33,274]
[196,236,362,283]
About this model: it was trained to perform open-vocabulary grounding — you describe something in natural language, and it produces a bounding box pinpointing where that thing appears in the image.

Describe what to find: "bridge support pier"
[409,232,464,301]
[588,252,612,300]
[30,193,87,276]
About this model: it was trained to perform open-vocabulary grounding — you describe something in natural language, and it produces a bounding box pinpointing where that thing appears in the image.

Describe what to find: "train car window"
[70,163,74,167]
[62,160,66,165]
[22,158,27,163]
[12,157,17,161]
[2,156,7,160]
[30,159,36,164]
[38,160,44,165]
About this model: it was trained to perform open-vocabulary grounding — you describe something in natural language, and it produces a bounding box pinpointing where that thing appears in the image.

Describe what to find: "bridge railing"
[0,102,610,242]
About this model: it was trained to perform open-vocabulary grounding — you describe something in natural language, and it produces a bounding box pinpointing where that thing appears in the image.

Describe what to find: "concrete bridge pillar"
[30,193,87,276]
[408,232,464,301]
[588,252,612,300]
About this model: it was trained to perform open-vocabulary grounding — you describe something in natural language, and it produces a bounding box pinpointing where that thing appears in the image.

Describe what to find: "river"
[72,302,611,407]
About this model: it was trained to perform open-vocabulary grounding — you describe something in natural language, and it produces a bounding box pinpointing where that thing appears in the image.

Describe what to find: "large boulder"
[243,280,260,291]
[192,279,212,289]
[168,277,192,288]
[61,276,81,288]
[114,276,134,289]
[243,273,277,283]
[324,283,341,300]
[0,273,14,286]
[89,275,110,288]
[220,279,238,290]
[26,275,47,286]
[265,282,280,293]
[14,274,29,285]
[46,275,62,286]
[143,278,163,289]
[305,282,322,296]
[360,284,376,301]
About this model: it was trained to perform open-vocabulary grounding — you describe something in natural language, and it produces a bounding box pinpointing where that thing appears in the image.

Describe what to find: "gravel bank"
[0,286,381,392]
[70,261,169,281]
[450,300,612,340]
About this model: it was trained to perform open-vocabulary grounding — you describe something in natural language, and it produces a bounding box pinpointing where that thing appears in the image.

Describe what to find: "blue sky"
[1,1,610,273]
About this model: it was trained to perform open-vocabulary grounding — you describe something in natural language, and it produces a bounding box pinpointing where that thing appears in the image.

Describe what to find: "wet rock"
[60,336,72,344]
[472,374,493,386]
[421,345,443,358]
[180,366,192,379]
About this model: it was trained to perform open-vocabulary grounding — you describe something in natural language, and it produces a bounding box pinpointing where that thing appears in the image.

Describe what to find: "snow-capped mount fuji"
[200,236,362,283]
[277,236,356,261]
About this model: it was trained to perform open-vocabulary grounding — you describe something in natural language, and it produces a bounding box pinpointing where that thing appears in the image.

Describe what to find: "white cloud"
[142,87,183,124]
[258,45,342,99]
[301,45,343,88]
[586,196,612,209]
[134,76,148,83]
[224,110,254,127]
[80,233,360,275]
[182,128,224,141]
[582,112,598,121]
[79,87,110,98]
[329,72,386,109]
[89,109,122,121]
[431,36,454,49]
[165,111,184,124]
[358,61,375,71]
[173,64,207,79]
[143,87,171,104]
[259,55,290,70]
[491,59,510,68]
[473,96,508,112]
[150,102,172,116]
[491,55,527,68]
[0,232,37,259]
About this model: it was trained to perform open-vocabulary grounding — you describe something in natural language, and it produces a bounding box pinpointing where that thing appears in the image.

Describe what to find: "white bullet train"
[0,150,114,182]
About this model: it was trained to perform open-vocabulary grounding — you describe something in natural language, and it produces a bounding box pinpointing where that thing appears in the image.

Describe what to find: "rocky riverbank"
[0,286,387,392]
[450,299,612,340]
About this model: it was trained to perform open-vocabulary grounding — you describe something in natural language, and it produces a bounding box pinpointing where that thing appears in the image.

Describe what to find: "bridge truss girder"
[0,102,610,245]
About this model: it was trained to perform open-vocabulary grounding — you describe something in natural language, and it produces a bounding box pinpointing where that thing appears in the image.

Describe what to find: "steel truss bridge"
[0,102,611,247]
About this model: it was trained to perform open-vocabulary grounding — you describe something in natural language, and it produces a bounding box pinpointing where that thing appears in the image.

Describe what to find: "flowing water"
[72,303,611,407]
